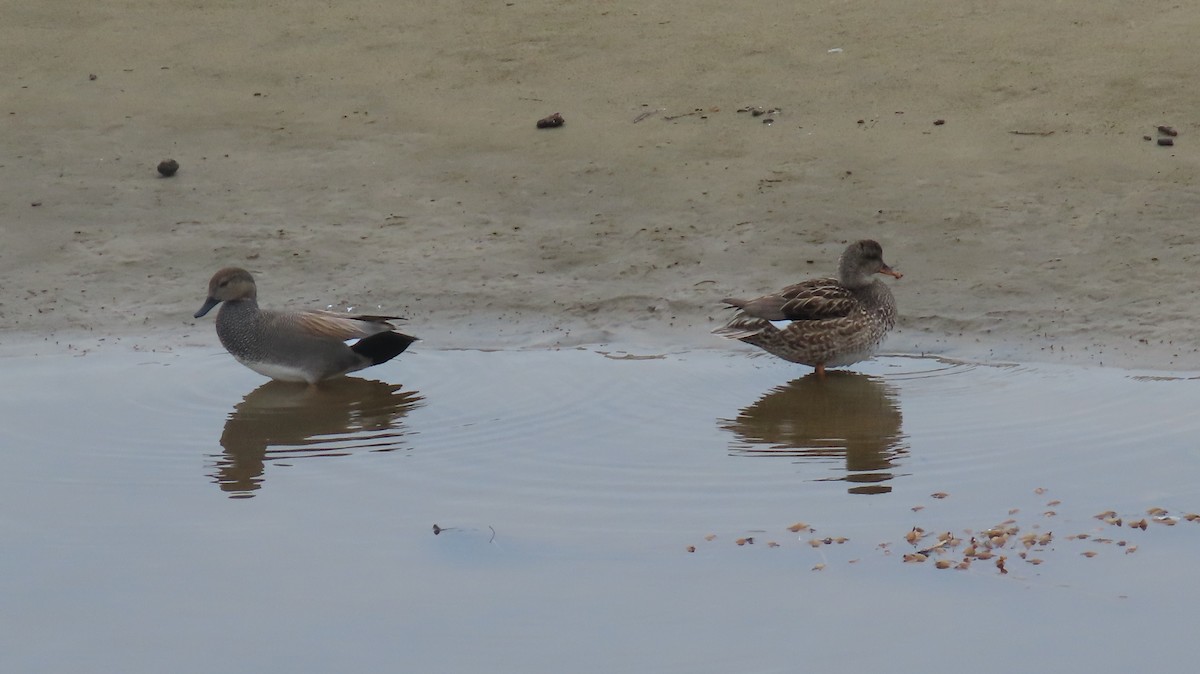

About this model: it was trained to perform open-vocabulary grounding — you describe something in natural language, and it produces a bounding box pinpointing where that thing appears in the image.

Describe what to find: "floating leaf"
[931,492,949,499]
[787,522,809,533]
[1081,551,1098,558]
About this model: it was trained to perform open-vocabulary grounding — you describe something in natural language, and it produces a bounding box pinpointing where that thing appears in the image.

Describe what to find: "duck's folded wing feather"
[775,280,858,320]
[727,279,857,321]
[290,310,399,340]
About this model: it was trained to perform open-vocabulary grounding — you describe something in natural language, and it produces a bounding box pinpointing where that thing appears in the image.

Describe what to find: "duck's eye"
[218,280,229,288]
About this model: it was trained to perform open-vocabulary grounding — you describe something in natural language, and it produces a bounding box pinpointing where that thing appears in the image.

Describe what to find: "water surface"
[2,348,1197,673]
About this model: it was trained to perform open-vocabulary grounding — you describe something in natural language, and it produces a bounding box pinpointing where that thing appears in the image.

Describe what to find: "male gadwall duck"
[713,240,901,376]
[194,267,416,384]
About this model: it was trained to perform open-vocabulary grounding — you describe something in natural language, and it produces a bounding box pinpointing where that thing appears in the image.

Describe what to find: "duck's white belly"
[237,358,315,383]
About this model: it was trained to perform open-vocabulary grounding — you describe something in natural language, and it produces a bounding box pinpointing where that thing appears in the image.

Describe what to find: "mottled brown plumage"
[714,240,901,376]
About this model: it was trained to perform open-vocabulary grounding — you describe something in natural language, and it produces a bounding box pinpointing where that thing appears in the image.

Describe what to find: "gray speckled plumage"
[713,240,901,375]
[194,267,416,384]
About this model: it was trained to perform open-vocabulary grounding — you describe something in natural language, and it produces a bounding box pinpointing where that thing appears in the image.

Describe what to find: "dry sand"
[3,1,1199,369]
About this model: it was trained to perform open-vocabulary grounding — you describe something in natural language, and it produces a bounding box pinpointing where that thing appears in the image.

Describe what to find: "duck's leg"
[814,363,826,378]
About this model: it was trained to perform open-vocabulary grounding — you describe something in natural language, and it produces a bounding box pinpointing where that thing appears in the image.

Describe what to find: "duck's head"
[194,267,257,318]
[838,240,902,288]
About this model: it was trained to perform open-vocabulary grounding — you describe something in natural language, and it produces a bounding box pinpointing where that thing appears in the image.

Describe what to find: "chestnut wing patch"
[291,310,398,340]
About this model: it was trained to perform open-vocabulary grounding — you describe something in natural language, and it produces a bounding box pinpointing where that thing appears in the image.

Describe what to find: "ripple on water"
[6,348,1198,522]
[389,350,762,512]
[868,356,1200,506]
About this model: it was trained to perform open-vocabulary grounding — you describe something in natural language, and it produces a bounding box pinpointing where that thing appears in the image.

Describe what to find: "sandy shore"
[3,1,1199,369]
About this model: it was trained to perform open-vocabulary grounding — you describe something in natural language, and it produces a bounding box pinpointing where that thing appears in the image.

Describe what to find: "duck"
[713,240,901,376]
[193,267,416,384]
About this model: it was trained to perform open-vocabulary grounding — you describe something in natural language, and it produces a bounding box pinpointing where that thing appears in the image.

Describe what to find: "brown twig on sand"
[663,110,702,120]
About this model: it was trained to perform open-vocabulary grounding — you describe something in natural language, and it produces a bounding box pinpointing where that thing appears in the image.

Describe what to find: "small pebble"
[1157,138,1174,147]
[536,112,565,129]
[157,159,179,177]
[1157,125,1178,137]
[933,119,946,126]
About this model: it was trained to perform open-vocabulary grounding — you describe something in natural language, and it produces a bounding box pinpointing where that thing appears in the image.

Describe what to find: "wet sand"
[3,1,1199,368]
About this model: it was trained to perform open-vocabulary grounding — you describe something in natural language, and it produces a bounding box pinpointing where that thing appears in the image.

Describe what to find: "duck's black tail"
[352,331,418,365]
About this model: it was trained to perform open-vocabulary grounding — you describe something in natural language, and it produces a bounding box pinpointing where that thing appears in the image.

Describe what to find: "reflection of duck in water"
[212,377,423,497]
[721,372,906,494]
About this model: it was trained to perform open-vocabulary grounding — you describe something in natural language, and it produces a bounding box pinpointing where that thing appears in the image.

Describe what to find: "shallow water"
[2,347,1199,673]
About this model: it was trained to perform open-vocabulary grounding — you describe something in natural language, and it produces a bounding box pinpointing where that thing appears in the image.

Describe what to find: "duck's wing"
[724,278,857,321]
[288,309,404,341]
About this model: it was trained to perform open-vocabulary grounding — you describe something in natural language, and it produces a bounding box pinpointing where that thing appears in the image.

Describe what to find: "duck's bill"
[194,297,221,318]
[879,265,903,279]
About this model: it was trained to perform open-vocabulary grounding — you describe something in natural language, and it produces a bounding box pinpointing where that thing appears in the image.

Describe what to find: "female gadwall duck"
[194,267,416,384]
[713,240,901,376]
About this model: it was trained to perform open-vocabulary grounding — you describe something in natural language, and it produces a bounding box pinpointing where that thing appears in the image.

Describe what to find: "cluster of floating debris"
[688,488,1198,574]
